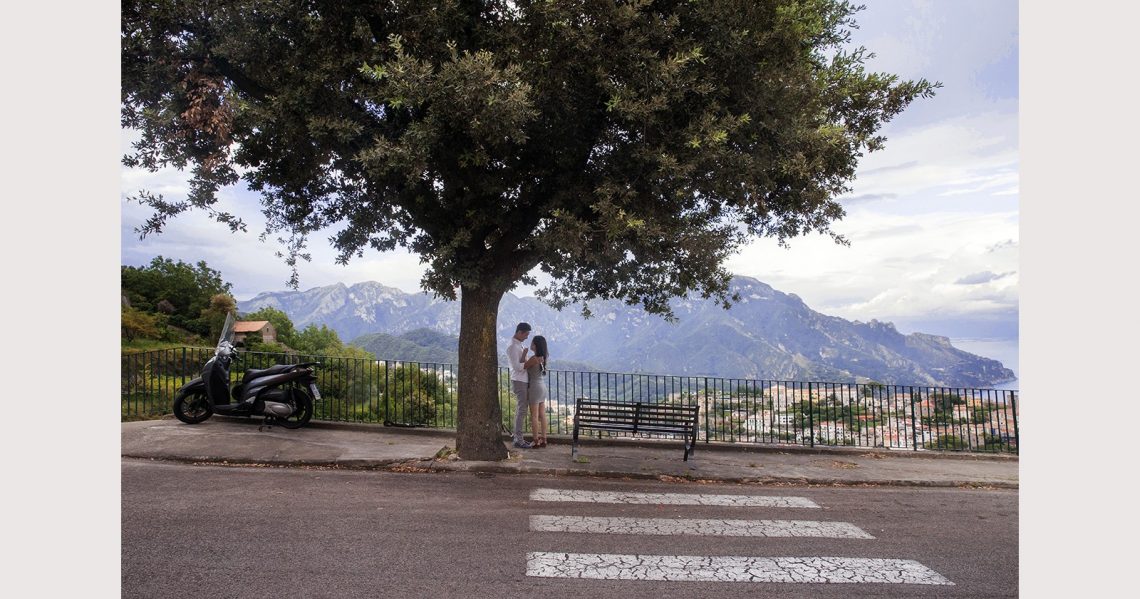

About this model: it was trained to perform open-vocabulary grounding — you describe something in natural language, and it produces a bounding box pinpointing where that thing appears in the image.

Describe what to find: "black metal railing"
[122,347,1019,454]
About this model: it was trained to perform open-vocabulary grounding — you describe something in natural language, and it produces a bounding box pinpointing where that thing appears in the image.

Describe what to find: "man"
[507,322,541,449]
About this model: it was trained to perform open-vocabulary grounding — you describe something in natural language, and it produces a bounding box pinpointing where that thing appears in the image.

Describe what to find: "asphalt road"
[122,459,1018,598]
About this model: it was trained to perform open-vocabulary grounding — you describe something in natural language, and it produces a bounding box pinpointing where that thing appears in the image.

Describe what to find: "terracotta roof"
[233,320,271,333]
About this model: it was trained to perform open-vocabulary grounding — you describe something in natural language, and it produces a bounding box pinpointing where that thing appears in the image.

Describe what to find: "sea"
[949,337,1019,391]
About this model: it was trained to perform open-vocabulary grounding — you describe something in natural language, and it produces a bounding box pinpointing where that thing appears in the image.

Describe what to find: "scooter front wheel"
[173,390,213,424]
[274,386,313,429]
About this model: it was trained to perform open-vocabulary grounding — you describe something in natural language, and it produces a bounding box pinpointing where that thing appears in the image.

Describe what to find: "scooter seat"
[242,363,296,383]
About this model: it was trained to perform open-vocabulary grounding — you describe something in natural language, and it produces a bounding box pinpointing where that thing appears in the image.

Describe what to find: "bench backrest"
[574,398,698,435]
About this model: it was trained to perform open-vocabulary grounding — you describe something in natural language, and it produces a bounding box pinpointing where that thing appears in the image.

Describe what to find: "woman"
[526,335,550,448]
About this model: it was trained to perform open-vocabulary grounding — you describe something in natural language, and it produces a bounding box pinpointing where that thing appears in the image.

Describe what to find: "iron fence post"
[808,382,815,448]
[1010,390,1019,453]
[384,360,390,422]
[704,377,710,443]
[125,352,132,416]
[910,386,918,450]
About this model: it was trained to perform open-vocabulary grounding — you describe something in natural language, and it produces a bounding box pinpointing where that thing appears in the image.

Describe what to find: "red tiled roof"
[233,320,271,333]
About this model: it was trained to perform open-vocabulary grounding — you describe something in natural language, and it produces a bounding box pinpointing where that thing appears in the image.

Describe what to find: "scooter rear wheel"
[275,386,313,429]
[173,390,212,424]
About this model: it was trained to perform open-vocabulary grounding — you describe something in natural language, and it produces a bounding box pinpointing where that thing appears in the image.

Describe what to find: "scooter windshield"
[218,311,236,346]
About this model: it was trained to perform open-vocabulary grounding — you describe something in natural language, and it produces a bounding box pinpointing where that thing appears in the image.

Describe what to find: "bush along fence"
[122,347,1019,454]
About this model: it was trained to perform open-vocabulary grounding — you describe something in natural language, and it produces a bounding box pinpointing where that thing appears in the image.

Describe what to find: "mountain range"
[236,276,1015,388]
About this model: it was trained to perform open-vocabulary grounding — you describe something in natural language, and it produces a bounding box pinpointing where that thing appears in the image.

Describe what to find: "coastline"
[950,337,1019,391]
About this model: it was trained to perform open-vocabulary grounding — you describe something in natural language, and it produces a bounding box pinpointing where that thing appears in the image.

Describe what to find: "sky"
[119,0,1021,372]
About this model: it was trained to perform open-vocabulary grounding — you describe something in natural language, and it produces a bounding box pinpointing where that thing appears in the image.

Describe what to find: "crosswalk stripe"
[530,488,820,508]
[526,552,954,585]
[530,515,874,539]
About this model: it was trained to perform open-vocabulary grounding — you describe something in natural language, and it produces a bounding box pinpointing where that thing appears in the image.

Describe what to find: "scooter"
[173,312,319,429]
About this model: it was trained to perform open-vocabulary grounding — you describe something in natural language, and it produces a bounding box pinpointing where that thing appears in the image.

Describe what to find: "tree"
[200,293,237,342]
[861,381,885,398]
[291,323,343,354]
[387,365,448,426]
[122,0,937,460]
[121,306,161,342]
[121,256,232,334]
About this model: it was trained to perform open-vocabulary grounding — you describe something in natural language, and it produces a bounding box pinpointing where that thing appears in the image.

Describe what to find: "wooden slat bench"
[571,397,700,461]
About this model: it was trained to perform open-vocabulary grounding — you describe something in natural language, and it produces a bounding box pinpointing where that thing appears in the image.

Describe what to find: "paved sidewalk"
[121,418,1018,488]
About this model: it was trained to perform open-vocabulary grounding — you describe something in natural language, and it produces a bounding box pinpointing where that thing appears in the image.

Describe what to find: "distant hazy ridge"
[237,276,1015,388]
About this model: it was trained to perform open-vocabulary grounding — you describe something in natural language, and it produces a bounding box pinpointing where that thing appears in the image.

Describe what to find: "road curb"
[122,454,1017,489]
[306,420,1019,462]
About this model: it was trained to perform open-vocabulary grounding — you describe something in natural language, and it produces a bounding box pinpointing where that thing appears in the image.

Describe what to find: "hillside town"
[542,379,1019,453]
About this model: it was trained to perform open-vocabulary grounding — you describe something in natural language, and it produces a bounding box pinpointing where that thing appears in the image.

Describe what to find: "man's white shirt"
[507,337,528,383]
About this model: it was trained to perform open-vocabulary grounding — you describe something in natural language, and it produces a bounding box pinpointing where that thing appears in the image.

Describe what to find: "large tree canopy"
[123,0,936,460]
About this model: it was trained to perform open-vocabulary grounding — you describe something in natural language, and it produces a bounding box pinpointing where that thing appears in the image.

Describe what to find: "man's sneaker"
[513,440,533,449]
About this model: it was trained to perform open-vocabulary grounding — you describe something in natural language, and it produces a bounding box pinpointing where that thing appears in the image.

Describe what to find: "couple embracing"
[507,322,549,449]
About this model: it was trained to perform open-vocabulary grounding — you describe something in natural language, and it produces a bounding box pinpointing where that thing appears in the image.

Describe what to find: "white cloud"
[938,170,1019,197]
[956,271,1015,285]
[726,210,1019,327]
[121,184,427,300]
[849,109,1018,202]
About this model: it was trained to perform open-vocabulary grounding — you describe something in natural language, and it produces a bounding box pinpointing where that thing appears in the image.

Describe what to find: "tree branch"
[208,54,273,102]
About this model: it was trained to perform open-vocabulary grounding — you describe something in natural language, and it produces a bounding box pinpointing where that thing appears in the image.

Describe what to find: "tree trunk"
[455,283,510,461]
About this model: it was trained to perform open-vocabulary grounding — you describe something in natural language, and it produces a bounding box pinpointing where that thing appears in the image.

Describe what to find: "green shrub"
[122,306,162,341]
[982,433,1009,451]
[121,392,172,421]
[925,434,968,450]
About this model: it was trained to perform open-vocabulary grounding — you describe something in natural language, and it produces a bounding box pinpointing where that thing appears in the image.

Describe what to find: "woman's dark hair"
[532,335,549,359]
